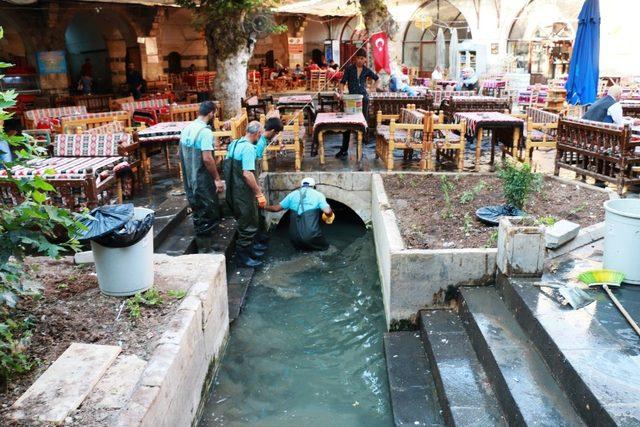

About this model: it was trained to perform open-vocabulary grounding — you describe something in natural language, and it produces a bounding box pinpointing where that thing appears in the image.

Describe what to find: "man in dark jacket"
[126,63,144,100]
[583,85,625,125]
[337,49,378,158]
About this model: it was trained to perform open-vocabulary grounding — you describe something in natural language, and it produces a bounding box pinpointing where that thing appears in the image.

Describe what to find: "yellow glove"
[322,212,335,224]
[256,194,267,209]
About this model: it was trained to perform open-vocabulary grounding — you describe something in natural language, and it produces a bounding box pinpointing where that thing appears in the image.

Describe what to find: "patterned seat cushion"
[121,99,169,111]
[0,156,123,183]
[524,129,551,141]
[54,133,131,156]
[25,106,87,122]
[280,127,306,142]
[85,121,126,135]
[433,131,461,143]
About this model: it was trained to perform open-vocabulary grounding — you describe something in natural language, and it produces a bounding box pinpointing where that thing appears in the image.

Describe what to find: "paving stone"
[545,220,581,248]
[420,310,505,427]
[84,354,147,410]
[459,287,584,426]
[383,331,444,427]
[11,343,121,424]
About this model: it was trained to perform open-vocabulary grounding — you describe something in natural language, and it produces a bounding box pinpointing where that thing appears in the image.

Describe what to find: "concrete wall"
[264,172,373,227]
[115,254,229,427]
[372,174,496,328]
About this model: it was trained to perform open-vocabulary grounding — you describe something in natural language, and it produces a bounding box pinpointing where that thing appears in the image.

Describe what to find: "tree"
[175,0,285,119]
[0,26,85,384]
[359,0,398,40]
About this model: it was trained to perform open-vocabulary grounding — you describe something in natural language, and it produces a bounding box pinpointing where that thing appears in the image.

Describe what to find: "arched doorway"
[311,49,324,66]
[65,11,140,94]
[507,0,578,79]
[167,51,182,75]
[265,50,275,68]
[402,0,469,72]
[340,16,368,65]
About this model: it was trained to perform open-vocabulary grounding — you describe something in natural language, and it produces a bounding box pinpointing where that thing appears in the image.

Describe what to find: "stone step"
[420,310,506,427]
[496,275,640,426]
[459,287,585,426]
[155,213,196,256]
[383,331,444,427]
[10,343,121,424]
[152,195,189,248]
[227,266,254,323]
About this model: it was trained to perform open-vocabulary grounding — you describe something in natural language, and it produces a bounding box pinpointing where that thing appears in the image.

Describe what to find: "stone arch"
[315,184,370,224]
[0,12,37,65]
[401,0,470,72]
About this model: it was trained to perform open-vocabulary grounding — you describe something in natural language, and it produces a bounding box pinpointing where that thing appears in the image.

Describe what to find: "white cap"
[301,177,315,187]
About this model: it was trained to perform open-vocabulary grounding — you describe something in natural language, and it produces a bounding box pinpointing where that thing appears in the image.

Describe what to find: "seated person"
[456,67,479,92]
[389,66,416,96]
[583,85,630,125]
[264,177,334,251]
[431,65,443,81]
[293,64,305,79]
[329,60,339,71]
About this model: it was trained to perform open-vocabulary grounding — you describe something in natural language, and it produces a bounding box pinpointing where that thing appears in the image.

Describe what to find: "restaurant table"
[277,95,316,133]
[137,121,190,182]
[436,80,458,88]
[312,112,367,168]
[454,112,524,171]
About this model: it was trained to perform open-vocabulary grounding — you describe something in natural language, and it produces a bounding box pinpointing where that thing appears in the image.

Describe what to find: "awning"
[274,0,358,17]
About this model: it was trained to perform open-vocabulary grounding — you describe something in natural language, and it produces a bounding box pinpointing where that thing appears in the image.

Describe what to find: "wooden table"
[277,95,316,133]
[455,112,524,171]
[312,112,367,168]
[137,121,190,183]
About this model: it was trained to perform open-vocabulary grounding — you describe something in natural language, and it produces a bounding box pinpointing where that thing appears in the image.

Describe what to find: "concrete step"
[227,266,254,323]
[496,275,640,426]
[459,287,585,426]
[155,213,196,256]
[420,310,506,427]
[383,331,444,427]
[152,195,189,248]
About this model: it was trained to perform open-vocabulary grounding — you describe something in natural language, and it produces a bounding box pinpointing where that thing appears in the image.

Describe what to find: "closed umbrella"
[436,27,446,70]
[448,27,459,80]
[565,0,600,105]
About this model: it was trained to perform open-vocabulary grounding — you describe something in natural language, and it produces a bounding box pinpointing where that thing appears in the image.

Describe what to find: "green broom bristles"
[577,270,626,287]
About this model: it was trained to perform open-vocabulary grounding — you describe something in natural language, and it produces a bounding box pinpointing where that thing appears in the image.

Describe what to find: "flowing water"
[198,215,392,427]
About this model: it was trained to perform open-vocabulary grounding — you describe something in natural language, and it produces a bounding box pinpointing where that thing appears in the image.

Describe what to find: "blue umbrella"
[565,0,600,105]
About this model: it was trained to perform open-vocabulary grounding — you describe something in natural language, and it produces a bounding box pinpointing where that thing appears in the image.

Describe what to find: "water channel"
[198,206,392,426]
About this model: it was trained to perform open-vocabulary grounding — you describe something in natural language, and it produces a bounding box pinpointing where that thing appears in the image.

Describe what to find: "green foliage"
[0,26,86,383]
[536,216,558,226]
[126,288,164,319]
[497,161,543,210]
[168,289,187,300]
[485,230,499,248]
[460,180,487,204]
[461,213,473,236]
[0,316,36,386]
[439,175,456,219]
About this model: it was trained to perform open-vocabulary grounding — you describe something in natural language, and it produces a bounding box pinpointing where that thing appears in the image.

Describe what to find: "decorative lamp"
[414,13,433,30]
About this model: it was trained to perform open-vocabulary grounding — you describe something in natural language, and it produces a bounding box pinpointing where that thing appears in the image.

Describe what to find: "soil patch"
[0,257,180,422]
[383,174,608,250]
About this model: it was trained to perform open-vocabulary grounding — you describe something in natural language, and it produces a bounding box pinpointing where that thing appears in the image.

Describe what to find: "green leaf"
[32,190,46,204]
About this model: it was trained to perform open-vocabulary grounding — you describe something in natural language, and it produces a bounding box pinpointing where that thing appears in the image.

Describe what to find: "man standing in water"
[337,49,379,158]
[224,121,267,267]
[265,177,335,251]
[179,101,224,253]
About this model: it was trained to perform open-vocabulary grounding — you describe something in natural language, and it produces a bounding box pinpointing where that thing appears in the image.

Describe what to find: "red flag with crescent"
[370,32,390,73]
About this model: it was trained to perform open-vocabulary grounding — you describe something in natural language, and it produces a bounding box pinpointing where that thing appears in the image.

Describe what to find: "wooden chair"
[555,117,640,194]
[431,117,467,171]
[110,96,134,111]
[60,111,132,134]
[24,106,88,131]
[375,107,432,171]
[259,111,303,172]
[521,108,559,164]
[168,103,199,122]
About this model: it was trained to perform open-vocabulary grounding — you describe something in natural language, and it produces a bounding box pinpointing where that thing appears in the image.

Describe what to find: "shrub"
[497,161,543,210]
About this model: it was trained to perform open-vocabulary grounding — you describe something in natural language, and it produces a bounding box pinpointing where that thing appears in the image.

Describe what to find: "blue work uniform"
[255,135,268,160]
[224,138,259,249]
[280,187,330,251]
[179,118,220,237]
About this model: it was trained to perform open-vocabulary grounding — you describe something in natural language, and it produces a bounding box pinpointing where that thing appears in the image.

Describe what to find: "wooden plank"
[11,343,121,424]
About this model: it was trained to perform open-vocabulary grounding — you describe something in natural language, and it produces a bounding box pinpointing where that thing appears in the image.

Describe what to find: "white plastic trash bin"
[91,207,155,296]
[604,199,640,284]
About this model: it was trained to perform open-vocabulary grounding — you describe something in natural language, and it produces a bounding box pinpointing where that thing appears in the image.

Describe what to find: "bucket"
[343,94,363,114]
[91,207,155,296]
[603,199,640,284]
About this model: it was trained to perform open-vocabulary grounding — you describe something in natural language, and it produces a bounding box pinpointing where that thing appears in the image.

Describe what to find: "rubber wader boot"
[236,248,262,268]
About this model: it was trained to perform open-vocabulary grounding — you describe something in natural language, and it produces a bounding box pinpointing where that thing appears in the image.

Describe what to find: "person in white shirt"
[431,65,443,81]
[583,85,630,125]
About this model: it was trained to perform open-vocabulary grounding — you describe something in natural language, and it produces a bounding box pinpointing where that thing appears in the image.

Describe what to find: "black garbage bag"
[289,208,329,251]
[77,204,134,241]
[476,204,525,226]
[77,204,155,248]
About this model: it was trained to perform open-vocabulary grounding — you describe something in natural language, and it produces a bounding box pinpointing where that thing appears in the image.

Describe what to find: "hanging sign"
[36,51,67,75]
[288,37,304,69]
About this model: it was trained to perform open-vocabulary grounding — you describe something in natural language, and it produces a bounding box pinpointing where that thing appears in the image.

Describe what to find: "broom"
[578,270,640,338]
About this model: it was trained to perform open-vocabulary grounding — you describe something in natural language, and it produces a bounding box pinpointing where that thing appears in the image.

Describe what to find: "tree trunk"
[210,44,252,119]
[359,0,398,40]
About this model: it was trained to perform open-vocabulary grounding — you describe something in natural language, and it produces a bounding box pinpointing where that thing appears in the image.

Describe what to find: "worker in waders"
[179,101,224,253]
[265,177,335,251]
[224,121,267,267]
[254,116,284,244]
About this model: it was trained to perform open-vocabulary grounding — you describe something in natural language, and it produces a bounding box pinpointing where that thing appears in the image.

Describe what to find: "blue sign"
[36,51,67,74]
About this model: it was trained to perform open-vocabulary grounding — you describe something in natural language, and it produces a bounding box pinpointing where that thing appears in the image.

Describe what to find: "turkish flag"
[370,32,390,73]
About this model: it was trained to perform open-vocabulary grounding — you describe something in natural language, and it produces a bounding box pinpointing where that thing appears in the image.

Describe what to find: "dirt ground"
[383,174,609,250]
[0,257,180,419]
